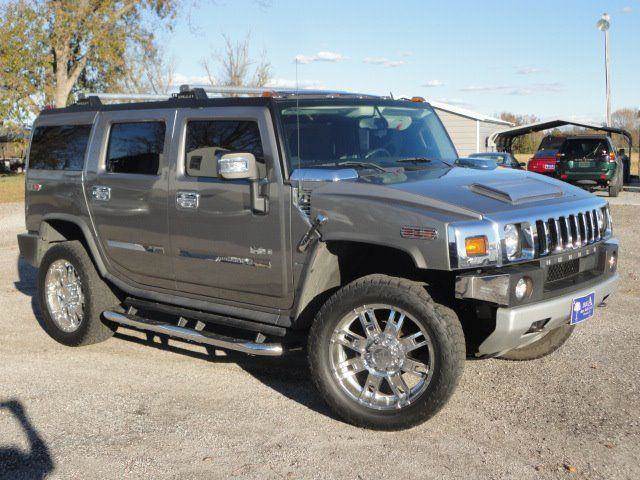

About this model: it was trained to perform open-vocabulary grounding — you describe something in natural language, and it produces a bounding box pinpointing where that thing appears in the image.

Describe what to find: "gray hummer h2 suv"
[17,87,619,430]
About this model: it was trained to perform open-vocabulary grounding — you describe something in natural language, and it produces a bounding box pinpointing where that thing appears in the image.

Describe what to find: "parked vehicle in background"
[455,156,497,170]
[527,136,566,176]
[0,157,26,173]
[17,87,619,430]
[468,152,523,169]
[556,135,624,197]
[527,149,561,176]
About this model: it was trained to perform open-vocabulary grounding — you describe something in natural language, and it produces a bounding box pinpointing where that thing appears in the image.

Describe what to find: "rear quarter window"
[28,124,93,170]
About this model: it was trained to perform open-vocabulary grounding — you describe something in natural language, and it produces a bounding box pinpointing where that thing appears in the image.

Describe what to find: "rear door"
[168,106,292,309]
[85,108,176,290]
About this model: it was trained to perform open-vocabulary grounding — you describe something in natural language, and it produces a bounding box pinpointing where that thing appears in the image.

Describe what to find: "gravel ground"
[1,200,639,480]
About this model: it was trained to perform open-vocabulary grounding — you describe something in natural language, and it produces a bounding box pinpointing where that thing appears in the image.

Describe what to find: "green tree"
[0,0,178,125]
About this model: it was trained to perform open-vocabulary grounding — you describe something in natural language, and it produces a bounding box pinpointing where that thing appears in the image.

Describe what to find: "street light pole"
[597,13,612,127]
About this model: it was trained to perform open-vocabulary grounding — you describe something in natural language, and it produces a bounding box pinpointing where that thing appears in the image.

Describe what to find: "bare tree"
[201,34,271,88]
[118,43,176,95]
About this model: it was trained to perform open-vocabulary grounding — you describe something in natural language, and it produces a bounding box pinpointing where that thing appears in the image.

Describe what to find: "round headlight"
[504,224,520,259]
[514,277,532,300]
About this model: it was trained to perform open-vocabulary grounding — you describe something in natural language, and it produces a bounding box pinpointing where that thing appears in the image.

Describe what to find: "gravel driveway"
[1,201,639,480]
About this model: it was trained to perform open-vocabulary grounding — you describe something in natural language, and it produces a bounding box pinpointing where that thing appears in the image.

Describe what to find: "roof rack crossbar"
[78,92,169,102]
[75,86,383,106]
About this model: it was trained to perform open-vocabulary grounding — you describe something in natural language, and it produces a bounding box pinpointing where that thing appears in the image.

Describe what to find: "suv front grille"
[531,208,605,257]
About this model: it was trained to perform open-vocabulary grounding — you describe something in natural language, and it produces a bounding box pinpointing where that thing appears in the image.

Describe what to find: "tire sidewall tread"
[308,274,465,430]
[37,240,117,346]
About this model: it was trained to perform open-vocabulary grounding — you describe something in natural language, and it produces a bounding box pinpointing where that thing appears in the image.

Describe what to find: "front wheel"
[308,275,465,430]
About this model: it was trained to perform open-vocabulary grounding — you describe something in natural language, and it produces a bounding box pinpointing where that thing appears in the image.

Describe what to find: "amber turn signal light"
[465,236,488,257]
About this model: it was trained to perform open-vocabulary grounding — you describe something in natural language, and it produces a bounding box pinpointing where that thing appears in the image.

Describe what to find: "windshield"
[276,101,458,173]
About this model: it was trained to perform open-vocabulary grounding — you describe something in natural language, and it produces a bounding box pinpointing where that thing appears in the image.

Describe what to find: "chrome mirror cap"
[218,152,258,180]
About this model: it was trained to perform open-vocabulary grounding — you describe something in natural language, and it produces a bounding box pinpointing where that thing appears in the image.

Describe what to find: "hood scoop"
[469,177,563,204]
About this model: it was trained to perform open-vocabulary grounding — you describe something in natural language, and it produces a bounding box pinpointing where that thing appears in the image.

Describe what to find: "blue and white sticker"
[570,292,595,325]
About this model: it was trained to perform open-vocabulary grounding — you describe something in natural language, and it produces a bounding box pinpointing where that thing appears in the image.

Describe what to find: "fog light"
[608,252,617,270]
[514,277,532,300]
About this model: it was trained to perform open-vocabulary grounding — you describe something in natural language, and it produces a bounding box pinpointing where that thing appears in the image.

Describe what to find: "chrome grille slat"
[553,218,563,252]
[584,212,593,243]
[571,214,581,248]
[592,209,600,240]
[562,216,573,248]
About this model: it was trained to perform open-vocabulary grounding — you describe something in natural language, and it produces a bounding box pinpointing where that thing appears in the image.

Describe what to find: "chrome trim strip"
[107,240,165,254]
[103,311,283,356]
[290,168,359,183]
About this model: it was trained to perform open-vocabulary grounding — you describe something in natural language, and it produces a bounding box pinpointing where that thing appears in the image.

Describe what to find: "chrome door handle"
[176,191,200,210]
[91,186,111,201]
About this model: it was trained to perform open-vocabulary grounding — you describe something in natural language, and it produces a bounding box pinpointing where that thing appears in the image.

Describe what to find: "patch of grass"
[0,174,25,203]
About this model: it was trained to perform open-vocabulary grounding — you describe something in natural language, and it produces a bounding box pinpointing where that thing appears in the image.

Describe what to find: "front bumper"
[455,239,619,356]
[477,273,618,356]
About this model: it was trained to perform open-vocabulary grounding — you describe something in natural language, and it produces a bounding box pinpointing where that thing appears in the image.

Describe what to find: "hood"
[309,166,593,219]
[385,167,591,215]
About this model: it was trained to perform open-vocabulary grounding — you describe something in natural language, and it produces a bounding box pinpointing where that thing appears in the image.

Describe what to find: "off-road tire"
[498,324,575,361]
[609,168,622,197]
[37,240,119,346]
[308,274,465,430]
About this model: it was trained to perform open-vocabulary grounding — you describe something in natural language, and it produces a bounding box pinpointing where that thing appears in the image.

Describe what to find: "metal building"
[429,101,513,157]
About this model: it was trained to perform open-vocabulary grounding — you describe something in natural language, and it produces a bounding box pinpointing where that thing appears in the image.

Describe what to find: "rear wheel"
[609,168,622,197]
[308,275,465,430]
[37,241,119,346]
[498,324,574,361]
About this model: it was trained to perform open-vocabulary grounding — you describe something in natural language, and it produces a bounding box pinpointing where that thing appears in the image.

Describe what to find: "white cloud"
[460,82,564,95]
[173,73,211,87]
[621,6,632,13]
[460,85,512,92]
[516,66,543,75]
[294,51,346,64]
[509,82,565,96]
[363,57,406,68]
[435,98,473,108]
[264,78,325,90]
[422,79,445,87]
[398,51,413,57]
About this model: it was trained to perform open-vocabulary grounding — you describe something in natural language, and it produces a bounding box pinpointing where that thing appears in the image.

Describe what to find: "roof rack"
[76,85,381,106]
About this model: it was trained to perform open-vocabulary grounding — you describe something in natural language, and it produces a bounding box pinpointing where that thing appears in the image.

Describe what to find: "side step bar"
[103,311,284,356]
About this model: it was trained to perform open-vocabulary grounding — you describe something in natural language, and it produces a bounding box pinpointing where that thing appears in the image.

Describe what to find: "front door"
[168,106,291,309]
[85,109,176,290]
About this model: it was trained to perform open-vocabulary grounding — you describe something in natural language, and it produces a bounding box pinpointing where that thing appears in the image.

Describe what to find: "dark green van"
[556,135,624,197]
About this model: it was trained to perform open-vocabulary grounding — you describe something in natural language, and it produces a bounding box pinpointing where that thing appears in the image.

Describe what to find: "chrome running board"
[103,311,284,356]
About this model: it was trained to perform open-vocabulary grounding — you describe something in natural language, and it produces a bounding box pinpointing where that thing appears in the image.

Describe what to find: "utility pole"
[597,13,612,126]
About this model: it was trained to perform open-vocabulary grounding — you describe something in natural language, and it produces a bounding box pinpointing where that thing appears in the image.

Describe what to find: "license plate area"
[570,292,595,325]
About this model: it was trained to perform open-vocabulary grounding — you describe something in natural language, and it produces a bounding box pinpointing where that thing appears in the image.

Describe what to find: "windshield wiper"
[333,161,387,173]
[397,157,453,167]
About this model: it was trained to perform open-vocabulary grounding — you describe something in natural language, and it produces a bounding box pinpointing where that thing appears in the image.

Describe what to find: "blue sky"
[165,0,639,122]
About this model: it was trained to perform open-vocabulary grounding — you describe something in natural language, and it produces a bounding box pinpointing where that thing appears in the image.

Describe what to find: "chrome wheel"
[44,259,84,333]
[329,305,435,411]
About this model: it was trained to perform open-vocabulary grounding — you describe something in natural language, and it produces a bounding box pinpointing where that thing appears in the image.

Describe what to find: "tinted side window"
[106,122,165,174]
[29,124,92,170]
[184,120,264,178]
